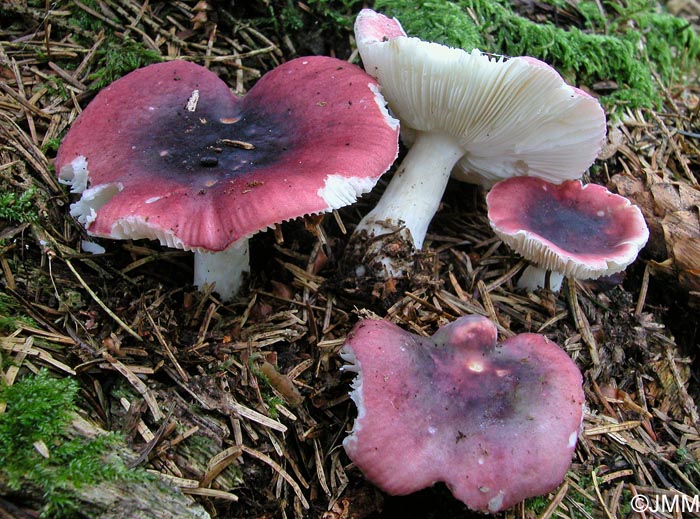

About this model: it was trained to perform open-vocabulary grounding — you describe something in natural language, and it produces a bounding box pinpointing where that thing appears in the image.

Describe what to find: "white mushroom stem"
[193,239,250,301]
[353,131,464,273]
[517,265,565,292]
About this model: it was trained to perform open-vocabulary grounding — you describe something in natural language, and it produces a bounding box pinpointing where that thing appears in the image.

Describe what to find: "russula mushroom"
[341,315,584,513]
[349,9,606,276]
[486,176,649,291]
[56,58,399,300]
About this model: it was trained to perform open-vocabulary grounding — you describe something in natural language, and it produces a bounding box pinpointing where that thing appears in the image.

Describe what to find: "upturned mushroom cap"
[354,8,606,187]
[341,315,584,513]
[486,176,649,280]
[55,57,399,252]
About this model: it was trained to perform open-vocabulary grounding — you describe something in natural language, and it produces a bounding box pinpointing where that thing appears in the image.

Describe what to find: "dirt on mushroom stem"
[340,226,412,287]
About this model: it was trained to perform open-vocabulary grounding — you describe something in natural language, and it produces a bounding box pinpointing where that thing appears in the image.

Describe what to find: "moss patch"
[0,292,37,333]
[0,186,39,225]
[0,370,148,518]
[374,0,700,112]
[87,37,162,90]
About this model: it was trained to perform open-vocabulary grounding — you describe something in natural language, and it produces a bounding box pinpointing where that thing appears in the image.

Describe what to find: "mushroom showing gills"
[341,315,584,513]
[56,58,399,301]
[349,9,606,277]
[487,176,649,291]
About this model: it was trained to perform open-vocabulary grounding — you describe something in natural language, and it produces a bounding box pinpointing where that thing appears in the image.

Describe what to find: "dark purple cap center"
[525,192,616,254]
[137,104,295,181]
[411,341,547,434]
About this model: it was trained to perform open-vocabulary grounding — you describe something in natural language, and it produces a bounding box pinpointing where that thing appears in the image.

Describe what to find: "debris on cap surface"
[56,57,399,253]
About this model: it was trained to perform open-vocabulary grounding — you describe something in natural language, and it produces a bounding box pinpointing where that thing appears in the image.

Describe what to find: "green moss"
[41,137,63,155]
[524,494,550,515]
[622,11,699,82]
[0,292,37,332]
[576,1,608,29]
[618,489,634,516]
[383,0,484,49]
[88,37,161,90]
[269,0,364,32]
[574,0,700,82]
[0,185,39,224]
[264,394,285,419]
[62,0,118,33]
[32,0,162,90]
[249,361,284,418]
[280,4,305,31]
[675,447,700,480]
[568,474,598,518]
[373,0,700,112]
[0,370,148,518]
[45,77,70,102]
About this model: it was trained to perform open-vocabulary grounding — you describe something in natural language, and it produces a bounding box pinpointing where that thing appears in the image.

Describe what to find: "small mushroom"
[486,176,649,291]
[349,9,606,276]
[341,315,584,513]
[56,58,399,300]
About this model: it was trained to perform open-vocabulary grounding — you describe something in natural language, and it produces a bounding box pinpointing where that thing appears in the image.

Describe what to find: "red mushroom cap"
[486,176,649,279]
[341,316,584,512]
[55,58,399,252]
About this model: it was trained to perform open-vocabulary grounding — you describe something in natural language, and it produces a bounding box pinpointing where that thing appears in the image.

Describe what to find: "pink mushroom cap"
[355,8,408,44]
[341,315,584,513]
[55,57,399,252]
[486,176,649,280]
